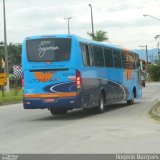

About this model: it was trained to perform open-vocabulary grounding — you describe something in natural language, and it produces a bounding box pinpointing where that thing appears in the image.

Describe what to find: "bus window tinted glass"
[93,46,104,67]
[88,46,94,66]
[81,44,94,66]
[132,53,139,69]
[26,38,71,62]
[122,51,134,69]
[113,50,122,68]
[81,44,89,66]
[104,48,113,67]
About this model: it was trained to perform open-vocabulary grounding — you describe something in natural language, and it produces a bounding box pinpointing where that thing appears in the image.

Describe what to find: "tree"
[0,42,22,73]
[87,30,109,42]
[148,64,160,81]
[148,53,160,81]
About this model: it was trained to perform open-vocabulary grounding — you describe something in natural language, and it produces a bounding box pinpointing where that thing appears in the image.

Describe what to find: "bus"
[22,34,142,114]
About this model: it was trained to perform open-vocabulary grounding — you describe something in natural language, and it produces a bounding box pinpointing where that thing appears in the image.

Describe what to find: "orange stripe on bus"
[24,92,77,98]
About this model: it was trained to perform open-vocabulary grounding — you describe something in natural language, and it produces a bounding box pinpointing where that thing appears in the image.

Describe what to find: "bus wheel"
[50,108,67,115]
[96,93,105,114]
[127,92,134,105]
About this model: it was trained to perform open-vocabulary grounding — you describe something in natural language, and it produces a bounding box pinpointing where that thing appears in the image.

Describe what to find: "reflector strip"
[24,92,77,98]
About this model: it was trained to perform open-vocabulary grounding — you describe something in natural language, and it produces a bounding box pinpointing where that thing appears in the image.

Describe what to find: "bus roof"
[25,34,137,53]
[76,35,138,54]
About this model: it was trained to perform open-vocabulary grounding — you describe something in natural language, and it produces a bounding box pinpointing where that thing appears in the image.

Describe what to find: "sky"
[0,0,160,49]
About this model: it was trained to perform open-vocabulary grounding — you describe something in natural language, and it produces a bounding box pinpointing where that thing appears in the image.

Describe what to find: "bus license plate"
[44,98,55,103]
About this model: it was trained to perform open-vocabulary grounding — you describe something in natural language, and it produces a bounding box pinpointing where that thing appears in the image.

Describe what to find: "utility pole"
[146,45,149,70]
[89,4,95,40]
[155,35,160,59]
[3,0,10,92]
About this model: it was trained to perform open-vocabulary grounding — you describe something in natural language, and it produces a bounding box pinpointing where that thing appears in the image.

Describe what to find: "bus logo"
[34,71,54,82]
[38,41,59,58]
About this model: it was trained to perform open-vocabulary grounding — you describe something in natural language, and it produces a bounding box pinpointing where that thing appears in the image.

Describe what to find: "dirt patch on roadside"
[149,102,160,121]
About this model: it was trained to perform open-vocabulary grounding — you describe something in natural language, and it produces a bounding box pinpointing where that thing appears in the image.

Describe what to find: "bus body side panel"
[79,67,129,108]
[76,42,129,108]
[76,47,141,108]
[123,68,142,101]
[75,39,142,109]
[106,68,128,103]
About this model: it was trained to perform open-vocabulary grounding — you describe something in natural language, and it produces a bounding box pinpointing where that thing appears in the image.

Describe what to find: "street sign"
[0,58,5,73]
[0,73,7,86]
[2,58,5,69]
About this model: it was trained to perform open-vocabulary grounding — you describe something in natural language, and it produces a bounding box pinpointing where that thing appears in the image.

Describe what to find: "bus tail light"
[22,73,24,87]
[76,70,81,89]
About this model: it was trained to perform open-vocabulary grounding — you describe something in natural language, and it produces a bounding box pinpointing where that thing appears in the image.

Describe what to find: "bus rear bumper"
[23,96,81,109]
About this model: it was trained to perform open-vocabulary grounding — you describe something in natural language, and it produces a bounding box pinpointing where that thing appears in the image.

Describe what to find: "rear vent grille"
[83,95,90,103]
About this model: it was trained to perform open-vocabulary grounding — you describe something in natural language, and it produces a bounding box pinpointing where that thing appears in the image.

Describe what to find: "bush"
[148,64,160,81]
[0,89,22,105]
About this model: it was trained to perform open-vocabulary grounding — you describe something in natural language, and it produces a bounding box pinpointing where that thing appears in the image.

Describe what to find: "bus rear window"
[26,38,71,62]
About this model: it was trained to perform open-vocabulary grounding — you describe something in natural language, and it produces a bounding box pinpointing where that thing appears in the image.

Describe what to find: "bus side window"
[133,53,139,69]
[93,46,104,67]
[81,44,89,66]
[104,48,113,67]
[131,53,136,69]
[88,46,94,66]
[113,50,122,68]
[127,53,134,69]
[122,51,134,69]
[81,44,94,66]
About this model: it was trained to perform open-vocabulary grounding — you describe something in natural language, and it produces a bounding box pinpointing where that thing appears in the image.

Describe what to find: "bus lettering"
[38,44,59,57]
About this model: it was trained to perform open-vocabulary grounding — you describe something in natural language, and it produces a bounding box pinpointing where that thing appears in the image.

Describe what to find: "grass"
[149,102,160,121]
[0,89,23,106]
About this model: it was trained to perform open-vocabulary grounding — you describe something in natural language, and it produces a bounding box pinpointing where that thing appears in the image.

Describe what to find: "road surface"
[0,82,160,153]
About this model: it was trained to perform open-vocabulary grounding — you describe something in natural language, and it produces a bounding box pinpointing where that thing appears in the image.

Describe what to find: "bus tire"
[142,80,145,87]
[95,93,105,114]
[127,91,135,105]
[50,108,67,115]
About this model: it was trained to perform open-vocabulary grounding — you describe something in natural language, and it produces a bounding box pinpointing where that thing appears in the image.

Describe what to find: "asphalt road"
[0,82,160,153]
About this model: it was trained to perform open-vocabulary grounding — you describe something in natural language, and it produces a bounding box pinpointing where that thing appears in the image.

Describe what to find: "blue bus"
[22,34,142,114]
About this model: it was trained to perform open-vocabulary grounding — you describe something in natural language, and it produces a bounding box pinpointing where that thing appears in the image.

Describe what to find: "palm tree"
[87,30,109,42]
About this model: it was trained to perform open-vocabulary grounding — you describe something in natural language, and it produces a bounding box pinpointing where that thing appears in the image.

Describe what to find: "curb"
[149,102,160,121]
[0,101,22,106]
